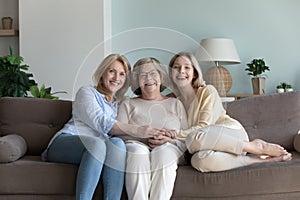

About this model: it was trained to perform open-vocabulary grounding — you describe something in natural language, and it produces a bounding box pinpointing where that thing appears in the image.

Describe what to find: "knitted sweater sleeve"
[176,85,224,141]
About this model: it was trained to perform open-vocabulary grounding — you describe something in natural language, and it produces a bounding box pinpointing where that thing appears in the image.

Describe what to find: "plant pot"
[2,18,13,29]
[285,88,294,92]
[251,77,265,94]
[276,88,285,93]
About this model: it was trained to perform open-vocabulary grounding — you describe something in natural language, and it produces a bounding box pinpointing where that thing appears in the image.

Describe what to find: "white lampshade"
[198,38,240,97]
[199,38,240,65]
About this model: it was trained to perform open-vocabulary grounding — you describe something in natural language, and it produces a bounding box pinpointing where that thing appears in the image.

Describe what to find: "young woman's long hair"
[168,52,205,96]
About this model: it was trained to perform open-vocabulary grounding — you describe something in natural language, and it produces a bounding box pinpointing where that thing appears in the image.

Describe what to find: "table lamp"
[199,38,240,96]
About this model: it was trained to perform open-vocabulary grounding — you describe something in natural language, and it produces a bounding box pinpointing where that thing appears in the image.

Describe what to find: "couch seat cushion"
[0,156,77,195]
[172,151,300,199]
[0,134,27,163]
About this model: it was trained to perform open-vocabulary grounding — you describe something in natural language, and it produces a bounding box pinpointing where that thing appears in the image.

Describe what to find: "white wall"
[112,0,300,94]
[19,0,111,100]
[16,0,300,98]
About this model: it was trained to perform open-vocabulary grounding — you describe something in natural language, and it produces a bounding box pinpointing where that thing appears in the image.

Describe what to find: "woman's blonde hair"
[168,52,205,96]
[131,57,169,96]
[93,54,131,101]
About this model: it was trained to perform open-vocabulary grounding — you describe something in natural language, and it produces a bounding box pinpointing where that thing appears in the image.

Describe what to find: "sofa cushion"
[0,155,108,198]
[0,97,72,156]
[225,91,300,150]
[0,134,27,163]
[172,152,300,199]
[0,156,77,195]
[293,132,300,152]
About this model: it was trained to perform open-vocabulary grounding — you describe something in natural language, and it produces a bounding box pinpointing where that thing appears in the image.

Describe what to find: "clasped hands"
[148,128,178,148]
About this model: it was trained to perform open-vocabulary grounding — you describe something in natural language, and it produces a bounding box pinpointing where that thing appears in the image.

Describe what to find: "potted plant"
[245,58,270,94]
[275,82,294,93]
[0,46,37,97]
[30,84,67,99]
[276,84,284,93]
[1,17,13,29]
[285,84,294,92]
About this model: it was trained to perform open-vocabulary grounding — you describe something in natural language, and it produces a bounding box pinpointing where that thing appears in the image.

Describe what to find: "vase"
[285,88,294,92]
[276,88,284,93]
[251,77,265,94]
[2,18,13,29]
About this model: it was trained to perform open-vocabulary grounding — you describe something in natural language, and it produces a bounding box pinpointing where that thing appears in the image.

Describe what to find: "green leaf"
[0,46,36,97]
[7,55,23,65]
[44,93,52,99]
[51,91,68,95]
[245,58,270,77]
[30,85,40,97]
[40,84,46,97]
[45,87,51,94]
[51,96,59,100]
[19,64,29,70]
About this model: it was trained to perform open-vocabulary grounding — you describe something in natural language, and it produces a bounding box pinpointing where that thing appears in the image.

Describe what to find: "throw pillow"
[293,131,300,153]
[0,134,27,163]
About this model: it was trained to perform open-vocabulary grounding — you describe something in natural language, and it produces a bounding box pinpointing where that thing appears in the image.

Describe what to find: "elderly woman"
[116,57,188,200]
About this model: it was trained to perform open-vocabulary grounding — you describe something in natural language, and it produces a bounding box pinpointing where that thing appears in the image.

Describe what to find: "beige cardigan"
[177,85,244,141]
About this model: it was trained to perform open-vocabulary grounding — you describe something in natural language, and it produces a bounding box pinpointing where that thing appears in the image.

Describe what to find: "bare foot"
[250,153,292,164]
[243,139,288,157]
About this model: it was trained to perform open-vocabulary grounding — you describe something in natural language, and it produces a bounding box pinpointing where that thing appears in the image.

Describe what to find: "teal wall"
[112,0,300,94]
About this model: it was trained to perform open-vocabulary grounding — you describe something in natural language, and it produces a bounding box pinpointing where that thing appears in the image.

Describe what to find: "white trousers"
[186,125,251,172]
[125,141,185,200]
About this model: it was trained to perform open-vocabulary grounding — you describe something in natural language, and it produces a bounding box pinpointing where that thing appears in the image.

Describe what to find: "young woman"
[168,52,292,172]
[42,54,131,200]
[117,57,188,200]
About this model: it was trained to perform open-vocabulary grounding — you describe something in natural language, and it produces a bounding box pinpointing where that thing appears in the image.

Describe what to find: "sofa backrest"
[225,91,300,150]
[0,97,72,155]
[1,92,299,155]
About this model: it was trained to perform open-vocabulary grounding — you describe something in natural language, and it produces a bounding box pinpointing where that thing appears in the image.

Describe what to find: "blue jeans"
[47,133,126,200]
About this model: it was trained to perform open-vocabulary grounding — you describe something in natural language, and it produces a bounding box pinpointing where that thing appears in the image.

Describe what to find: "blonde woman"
[43,54,130,200]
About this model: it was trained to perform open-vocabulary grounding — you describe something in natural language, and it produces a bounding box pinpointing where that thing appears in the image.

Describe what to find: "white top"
[117,97,188,139]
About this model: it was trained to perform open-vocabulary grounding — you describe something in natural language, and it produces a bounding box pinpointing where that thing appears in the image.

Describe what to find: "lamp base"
[205,66,232,97]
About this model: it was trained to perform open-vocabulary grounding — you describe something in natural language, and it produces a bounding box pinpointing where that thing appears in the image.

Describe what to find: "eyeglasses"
[139,70,160,79]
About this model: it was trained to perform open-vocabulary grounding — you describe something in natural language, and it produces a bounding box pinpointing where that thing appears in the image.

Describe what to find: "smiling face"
[171,56,195,88]
[138,63,161,95]
[102,60,126,96]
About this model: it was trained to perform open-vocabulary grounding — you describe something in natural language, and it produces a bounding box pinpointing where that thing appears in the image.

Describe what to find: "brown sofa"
[0,91,300,200]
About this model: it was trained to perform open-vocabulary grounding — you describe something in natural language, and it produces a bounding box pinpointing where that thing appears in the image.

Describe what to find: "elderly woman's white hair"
[131,57,170,95]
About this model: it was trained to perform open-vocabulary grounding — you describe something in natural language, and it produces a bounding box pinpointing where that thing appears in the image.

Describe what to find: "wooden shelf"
[0,29,19,37]
[221,97,236,102]
[227,94,262,100]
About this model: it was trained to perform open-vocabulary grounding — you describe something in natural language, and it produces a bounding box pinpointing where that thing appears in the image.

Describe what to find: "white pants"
[125,140,185,200]
[186,125,251,172]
